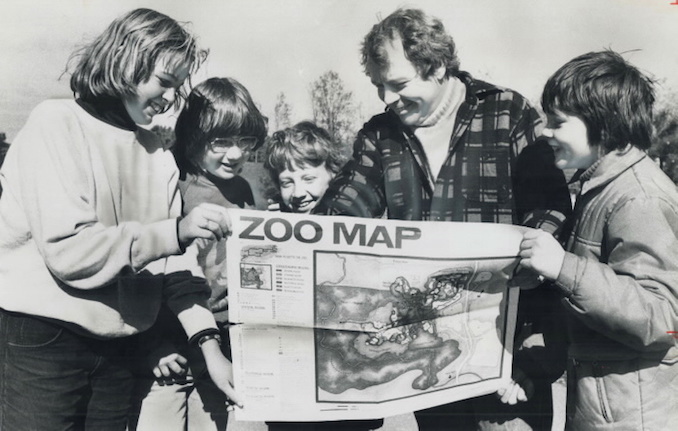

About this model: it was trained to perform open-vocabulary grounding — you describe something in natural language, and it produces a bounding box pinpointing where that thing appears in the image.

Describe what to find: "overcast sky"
[1,0,677,141]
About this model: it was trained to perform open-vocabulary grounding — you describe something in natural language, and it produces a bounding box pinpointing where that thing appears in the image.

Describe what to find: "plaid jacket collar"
[393,72,504,195]
[451,72,504,143]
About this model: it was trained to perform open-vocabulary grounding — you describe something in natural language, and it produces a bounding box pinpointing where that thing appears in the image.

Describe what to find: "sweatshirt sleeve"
[14,101,182,289]
[163,273,218,340]
[163,243,218,339]
[555,195,678,352]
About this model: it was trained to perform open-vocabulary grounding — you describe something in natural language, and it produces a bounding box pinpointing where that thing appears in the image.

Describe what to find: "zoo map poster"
[226,209,526,422]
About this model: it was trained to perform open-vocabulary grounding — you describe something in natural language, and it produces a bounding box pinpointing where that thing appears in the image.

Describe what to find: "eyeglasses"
[208,137,258,153]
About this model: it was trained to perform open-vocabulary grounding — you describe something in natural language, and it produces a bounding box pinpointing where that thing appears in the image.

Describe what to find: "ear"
[433,64,447,81]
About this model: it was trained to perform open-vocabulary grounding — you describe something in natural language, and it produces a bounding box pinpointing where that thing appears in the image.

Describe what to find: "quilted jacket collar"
[580,146,647,195]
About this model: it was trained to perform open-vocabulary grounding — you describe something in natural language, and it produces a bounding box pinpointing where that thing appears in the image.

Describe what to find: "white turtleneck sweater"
[413,77,466,182]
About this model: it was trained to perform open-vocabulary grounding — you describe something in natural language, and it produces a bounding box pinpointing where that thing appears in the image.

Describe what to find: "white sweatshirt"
[0,100,216,338]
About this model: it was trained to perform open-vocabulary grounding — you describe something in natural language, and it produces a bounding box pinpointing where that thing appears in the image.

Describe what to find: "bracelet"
[188,328,220,346]
[198,333,222,348]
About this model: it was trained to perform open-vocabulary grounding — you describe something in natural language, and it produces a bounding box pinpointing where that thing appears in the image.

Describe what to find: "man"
[315,8,571,431]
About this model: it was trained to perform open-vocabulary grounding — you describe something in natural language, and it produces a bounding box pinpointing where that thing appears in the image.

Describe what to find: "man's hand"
[495,368,534,405]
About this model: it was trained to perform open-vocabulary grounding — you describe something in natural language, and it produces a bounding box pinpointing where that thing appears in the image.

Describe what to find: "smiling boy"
[519,50,678,430]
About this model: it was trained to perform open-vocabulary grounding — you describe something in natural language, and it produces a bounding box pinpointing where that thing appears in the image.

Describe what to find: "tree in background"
[650,96,678,184]
[310,71,359,148]
[274,92,293,131]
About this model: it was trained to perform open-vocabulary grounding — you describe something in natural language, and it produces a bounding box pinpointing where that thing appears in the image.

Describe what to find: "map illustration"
[314,251,515,403]
[227,210,526,421]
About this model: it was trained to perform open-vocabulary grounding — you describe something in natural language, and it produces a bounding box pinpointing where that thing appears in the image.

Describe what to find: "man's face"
[366,37,447,126]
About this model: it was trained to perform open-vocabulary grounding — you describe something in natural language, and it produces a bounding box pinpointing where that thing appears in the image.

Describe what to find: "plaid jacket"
[317,73,571,233]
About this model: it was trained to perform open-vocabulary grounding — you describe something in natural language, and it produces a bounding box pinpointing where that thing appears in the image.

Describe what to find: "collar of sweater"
[411,78,466,183]
[416,77,466,129]
[76,96,137,131]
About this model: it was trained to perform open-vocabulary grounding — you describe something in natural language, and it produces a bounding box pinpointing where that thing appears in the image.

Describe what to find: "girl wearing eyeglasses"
[173,77,267,212]
[131,77,267,431]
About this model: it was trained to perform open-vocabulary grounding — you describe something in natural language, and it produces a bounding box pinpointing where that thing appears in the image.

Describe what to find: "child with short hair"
[131,77,267,431]
[264,121,383,431]
[519,50,678,430]
[264,121,348,214]
[0,8,238,430]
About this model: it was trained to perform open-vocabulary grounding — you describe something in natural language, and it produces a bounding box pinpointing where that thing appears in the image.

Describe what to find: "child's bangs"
[287,143,326,171]
[239,112,267,139]
[215,103,266,143]
[542,90,576,117]
[207,105,249,139]
[267,141,310,174]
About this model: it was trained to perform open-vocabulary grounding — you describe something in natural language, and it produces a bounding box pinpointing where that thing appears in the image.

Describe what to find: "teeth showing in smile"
[149,103,163,114]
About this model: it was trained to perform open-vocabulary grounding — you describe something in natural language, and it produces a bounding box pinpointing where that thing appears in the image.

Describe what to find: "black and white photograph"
[1,1,677,430]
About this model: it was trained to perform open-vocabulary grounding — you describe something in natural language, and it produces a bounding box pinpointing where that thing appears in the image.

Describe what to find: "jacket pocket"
[593,363,614,423]
[571,359,642,427]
